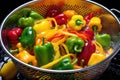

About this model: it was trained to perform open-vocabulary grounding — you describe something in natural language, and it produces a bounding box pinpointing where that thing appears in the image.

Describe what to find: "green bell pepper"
[53,57,73,70]
[29,11,44,20]
[95,33,111,49]
[34,38,55,67]
[65,37,84,53]
[18,17,34,27]
[18,9,44,27]
[20,27,36,49]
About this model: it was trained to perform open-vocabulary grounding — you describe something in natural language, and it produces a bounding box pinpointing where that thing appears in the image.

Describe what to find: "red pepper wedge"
[78,41,96,66]
[54,13,67,25]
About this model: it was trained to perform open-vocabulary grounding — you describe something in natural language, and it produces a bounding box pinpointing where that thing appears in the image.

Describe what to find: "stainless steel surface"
[0,0,120,80]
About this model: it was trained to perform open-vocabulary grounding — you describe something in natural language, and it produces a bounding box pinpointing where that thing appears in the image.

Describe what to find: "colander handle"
[110,8,120,14]
[110,8,120,22]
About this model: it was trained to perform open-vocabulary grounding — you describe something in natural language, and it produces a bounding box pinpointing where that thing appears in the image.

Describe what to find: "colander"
[0,0,120,80]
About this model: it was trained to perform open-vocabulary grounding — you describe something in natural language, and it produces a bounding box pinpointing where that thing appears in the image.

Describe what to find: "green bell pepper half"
[34,38,55,67]
[95,33,111,49]
[20,27,36,49]
[65,37,84,53]
[53,57,73,70]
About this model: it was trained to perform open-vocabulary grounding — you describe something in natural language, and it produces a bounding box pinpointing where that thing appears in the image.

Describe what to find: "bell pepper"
[88,53,106,66]
[65,37,84,53]
[46,7,61,17]
[18,9,44,27]
[20,27,36,49]
[34,38,55,67]
[95,33,111,49]
[63,10,77,20]
[88,17,102,32]
[53,57,73,70]
[78,41,96,66]
[7,28,22,45]
[10,43,37,66]
[29,11,44,20]
[15,50,37,66]
[33,19,52,34]
[54,13,67,25]
[68,15,86,31]
[18,17,34,27]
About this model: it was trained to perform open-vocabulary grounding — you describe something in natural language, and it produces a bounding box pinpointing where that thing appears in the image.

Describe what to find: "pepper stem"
[10,49,19,54]
[74,45,82,53]
[92,25,98,35]
[42,37,45,45]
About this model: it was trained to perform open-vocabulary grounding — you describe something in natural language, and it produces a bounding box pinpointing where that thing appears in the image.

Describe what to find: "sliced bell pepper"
[88,53,106,66]
[65,37,84,53]
[52,57,73,70]
[34,38,55,67]
[95,33,111,49]
[20,27,36,49]
[68,15,86,31]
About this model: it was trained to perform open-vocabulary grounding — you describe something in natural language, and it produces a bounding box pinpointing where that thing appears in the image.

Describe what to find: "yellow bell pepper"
[14,43,37,66]
[33,19,52,34]
[88,17,102,32]
[88,53,106,66]
[68,15,86,31]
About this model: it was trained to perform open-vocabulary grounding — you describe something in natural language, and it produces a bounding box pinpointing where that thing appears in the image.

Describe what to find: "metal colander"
[0,0,120,80]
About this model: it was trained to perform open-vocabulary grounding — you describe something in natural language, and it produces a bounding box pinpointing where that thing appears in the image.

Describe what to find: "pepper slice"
[65,37,84,53]
[88,53,106,66]
[34,38,55,67]
[53,57,73,70]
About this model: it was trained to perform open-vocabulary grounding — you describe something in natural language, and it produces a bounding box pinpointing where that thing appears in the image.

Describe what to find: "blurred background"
[0,0,120,23]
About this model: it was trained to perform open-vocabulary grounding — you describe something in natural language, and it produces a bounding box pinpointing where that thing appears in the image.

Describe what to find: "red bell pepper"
[7,28,22,45]
[46,7,61,17]
[79,29,94,40]
[78,41,96,66]
[54,13,67,25]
